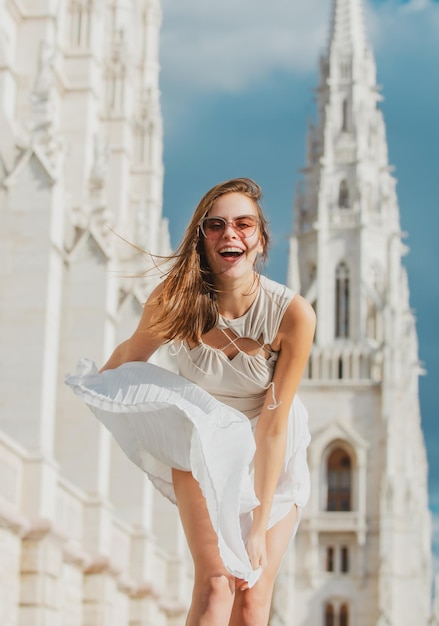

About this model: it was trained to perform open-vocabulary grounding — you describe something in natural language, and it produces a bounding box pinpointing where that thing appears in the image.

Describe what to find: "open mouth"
[219,247,244,259]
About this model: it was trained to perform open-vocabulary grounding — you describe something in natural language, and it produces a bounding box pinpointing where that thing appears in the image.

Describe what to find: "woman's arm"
[100,282,166,372]
[247,294,316,570]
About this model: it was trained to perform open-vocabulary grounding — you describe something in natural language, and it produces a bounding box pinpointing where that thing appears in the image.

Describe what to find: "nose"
[223,221,238,237]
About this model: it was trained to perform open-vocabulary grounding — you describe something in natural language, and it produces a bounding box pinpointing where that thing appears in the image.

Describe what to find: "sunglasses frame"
[199,215,260,240]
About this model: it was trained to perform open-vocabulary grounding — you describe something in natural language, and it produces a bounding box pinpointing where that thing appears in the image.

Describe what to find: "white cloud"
[367,0,439,51]
[160,0,439,95]
[160,0,329,93]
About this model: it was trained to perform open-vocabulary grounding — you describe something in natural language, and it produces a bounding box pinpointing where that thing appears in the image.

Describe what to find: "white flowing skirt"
[65,359,311,588]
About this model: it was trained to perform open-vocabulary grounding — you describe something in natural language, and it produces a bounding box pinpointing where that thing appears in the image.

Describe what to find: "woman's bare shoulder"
[280,294,316,338]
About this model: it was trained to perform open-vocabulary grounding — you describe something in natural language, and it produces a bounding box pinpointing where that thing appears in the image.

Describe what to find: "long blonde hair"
[149,177,270,344]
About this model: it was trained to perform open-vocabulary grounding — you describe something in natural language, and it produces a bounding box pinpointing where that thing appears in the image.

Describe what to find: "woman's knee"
[237,582,274,625]
[195,573,235,613]
[209,573,235,596]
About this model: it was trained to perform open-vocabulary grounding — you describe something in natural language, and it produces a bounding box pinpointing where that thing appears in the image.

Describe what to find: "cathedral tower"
[278,0,432,624]
[0,2,189,623]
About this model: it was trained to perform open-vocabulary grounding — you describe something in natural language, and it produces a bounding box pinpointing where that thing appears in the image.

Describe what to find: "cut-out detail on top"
[170,339,282,412]
[198,327,273,362]
[173,275,296,418]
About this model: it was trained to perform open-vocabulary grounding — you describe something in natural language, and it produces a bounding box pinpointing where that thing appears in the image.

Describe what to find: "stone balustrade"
[0,432,189,626]
[303,344,383,383]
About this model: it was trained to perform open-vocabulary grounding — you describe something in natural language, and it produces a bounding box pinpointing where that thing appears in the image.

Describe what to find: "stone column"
[0,505,28,626]
[18,522,64,626]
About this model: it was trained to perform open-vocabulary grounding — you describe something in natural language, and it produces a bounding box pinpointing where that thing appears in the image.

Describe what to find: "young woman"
[67,178,315,626]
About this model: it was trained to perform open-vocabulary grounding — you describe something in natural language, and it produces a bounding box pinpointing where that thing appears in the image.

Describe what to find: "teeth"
[219,247,243,253]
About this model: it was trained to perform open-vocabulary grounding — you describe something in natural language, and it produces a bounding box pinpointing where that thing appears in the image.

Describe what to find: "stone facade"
[274,0,433,624]
[0,1,191,624]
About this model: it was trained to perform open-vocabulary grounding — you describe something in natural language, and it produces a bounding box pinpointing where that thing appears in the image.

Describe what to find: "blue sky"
[158,0,439,570]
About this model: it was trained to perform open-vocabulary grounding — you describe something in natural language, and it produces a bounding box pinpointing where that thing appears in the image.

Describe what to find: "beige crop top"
[174,275,296,419]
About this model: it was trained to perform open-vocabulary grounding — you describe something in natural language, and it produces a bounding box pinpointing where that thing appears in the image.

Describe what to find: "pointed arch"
[68,1,92,48]
[335,262,350,338]
[367,301,378,340]
[106,64,126,112]
[326,546,335,572]
[338,179,350,208]
[337,356,343,379]
[134,119,154,164]
[342,98,349,131]
[366,263,383,342]
[341,545,350,573]
[324,603,335,626]
[327,447,352,511]
[314,424,368,517]
[340,603,349,626]
[105,31,127,114]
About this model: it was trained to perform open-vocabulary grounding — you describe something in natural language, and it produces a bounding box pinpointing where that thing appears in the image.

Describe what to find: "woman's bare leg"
[229,506,299,626]
[172,468,235,626]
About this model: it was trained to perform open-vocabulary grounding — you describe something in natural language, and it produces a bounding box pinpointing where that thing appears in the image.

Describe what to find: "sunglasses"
[199,215,259,240]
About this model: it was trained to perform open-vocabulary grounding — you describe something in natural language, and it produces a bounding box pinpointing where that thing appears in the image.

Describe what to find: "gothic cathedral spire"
[280,0,432,624]
[289,0,401,356]
[328,0,367,58]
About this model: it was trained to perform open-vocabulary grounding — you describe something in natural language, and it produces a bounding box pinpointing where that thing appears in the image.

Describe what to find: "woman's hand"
[235,527,267,591]
[247,527,268,572]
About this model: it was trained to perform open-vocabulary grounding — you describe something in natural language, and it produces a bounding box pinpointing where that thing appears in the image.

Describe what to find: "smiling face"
[200,192,264,287]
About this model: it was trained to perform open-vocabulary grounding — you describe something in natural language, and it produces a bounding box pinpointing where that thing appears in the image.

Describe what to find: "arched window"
[335,263,350,338]
[134,119,154,164]
[337,357,343,380]
[325,603,335,626]
[326,546,335,572]
[338,179,350,208]
[327,448,352,511]
[106,65,126,112]
[105,32,127,113]
[340,603,349,626]
[68,1,91,48]
[342,98,349,131]
[341,546,349,572]
[367,302,377,340]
